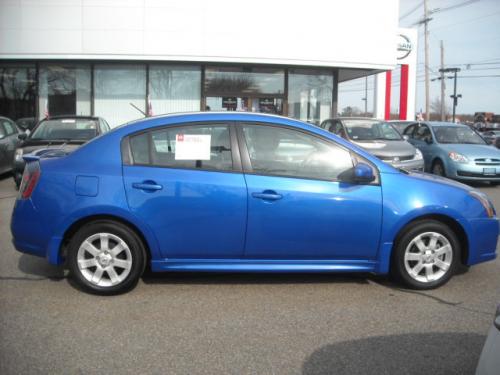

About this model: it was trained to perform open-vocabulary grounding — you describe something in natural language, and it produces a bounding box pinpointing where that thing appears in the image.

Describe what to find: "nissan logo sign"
[397,34,413,60]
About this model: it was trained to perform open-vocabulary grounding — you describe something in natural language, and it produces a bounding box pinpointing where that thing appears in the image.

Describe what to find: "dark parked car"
[320,117,424,171]
[0,116,20,174]
[13,116,110,187]
[480,130,500,148]
[15,117,38,133]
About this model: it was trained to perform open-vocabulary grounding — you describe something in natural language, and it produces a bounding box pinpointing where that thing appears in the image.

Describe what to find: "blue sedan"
[11,112,498,294]
[403,122,500,183]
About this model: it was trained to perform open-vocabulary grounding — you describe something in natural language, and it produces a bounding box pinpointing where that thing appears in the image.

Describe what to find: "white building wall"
[0,0,399,70]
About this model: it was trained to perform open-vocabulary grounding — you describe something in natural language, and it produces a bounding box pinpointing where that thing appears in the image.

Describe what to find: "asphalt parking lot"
[0,175,499,375]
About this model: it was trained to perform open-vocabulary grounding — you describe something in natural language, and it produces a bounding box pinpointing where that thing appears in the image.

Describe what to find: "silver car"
[475,304,500,375]
[320,117,424,171]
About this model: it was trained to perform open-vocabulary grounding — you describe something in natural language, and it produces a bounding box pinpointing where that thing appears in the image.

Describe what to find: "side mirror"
[18,133,27,141]
[425,137,433,145]
[403,135,410,141]
[353,163,375,183]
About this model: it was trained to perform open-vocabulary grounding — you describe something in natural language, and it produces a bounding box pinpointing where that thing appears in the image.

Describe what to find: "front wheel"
[391,220,460,290]
[432,160,446,177]
[67,220,146,295]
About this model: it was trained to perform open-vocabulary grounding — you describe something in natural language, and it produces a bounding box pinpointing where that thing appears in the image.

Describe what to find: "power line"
[400,1,423,21]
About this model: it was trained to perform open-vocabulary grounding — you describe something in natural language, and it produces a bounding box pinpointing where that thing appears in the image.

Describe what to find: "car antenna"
[130,103,146,116]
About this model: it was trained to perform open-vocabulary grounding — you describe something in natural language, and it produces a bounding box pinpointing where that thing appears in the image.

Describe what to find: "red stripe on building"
[384,71,392,120]
[399,64,409,120]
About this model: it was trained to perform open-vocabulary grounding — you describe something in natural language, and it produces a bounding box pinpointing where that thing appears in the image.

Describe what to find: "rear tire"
[391,220,460,290]
[67,220,146,295]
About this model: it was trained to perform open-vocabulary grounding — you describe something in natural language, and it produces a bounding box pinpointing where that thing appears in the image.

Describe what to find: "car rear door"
[122,122,247,259]
[238,122,382,260]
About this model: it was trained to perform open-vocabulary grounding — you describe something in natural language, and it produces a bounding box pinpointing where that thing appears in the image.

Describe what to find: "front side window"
[414,125,432,142]
[403,124,417,137]
[242,125,353,180]
[3,120,16,135]
[128,124,233,171]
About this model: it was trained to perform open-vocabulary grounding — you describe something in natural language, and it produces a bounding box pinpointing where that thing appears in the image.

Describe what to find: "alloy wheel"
[77,233,133,287]
[404,231,453,283]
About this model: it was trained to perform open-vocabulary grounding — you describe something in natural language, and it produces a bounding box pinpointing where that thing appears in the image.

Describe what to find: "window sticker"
[175,134,211,160]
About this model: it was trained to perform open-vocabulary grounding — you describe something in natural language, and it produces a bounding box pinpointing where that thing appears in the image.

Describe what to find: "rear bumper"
[10,198,64,265]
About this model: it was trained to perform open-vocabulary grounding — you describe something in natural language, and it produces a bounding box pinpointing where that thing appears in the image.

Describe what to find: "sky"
[338,0,500,116]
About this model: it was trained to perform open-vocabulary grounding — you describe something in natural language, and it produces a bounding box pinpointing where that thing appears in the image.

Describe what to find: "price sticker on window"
[175,134,211,160]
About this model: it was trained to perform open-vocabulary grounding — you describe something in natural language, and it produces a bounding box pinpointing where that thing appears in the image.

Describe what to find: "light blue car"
[403,122,500,184]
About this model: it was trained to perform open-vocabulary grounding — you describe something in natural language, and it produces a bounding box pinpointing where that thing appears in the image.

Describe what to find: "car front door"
[238,123,382,260]
[122,122,247,259]
[408,123,434,169]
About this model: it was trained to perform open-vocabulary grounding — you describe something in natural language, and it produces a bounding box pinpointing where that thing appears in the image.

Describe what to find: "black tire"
[67,220,146,295]
[391,220,460,290]
[432,160,446,177]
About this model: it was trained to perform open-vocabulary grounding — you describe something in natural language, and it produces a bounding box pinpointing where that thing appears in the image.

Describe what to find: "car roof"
[42,115,101,121]
[424,121,468,127]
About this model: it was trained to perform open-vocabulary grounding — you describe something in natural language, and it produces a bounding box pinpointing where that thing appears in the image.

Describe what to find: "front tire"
[391,220,460,290]
[432,160,446,177]
[67,220,146,295]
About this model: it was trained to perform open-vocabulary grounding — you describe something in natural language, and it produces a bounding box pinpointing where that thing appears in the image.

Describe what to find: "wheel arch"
[60,214,153,265]
[392,213,469,266]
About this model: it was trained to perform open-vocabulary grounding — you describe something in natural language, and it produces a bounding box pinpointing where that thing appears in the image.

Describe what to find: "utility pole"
[363,76,368,115]
[424,0,430,120]
[449,68,461,122]
[440,41,446,121]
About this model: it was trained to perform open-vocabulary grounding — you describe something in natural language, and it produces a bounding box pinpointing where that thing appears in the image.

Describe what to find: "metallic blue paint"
[10,112,499,275]
[409,121,500,181]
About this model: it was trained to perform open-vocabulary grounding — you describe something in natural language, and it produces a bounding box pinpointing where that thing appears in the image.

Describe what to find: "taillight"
[19,162,41,200]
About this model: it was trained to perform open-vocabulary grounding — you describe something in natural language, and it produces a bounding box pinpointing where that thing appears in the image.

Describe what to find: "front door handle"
[132,181,163,191]
[252,190,282,201]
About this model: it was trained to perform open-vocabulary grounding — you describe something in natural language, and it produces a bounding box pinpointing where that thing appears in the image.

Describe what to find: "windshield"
[432,126,486,144]
[343,119,402,141]
[30,118,98,141]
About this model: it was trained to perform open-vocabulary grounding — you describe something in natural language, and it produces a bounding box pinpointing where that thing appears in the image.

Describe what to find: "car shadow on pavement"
[141,272,376,286]
[11,254,66,281]
[302,332,485,375]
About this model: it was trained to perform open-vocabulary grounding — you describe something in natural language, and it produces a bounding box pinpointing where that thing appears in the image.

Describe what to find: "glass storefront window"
[94,64,146,128]
[39,64,91,119]
[0,64,36,121]
[149,65,201,115]
[288,69,334,126]
[205,66,284,96]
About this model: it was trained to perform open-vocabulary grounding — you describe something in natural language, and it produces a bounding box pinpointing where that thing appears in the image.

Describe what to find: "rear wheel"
[432,160,446,177]
[391,220,460,290]
[67,220,146,295]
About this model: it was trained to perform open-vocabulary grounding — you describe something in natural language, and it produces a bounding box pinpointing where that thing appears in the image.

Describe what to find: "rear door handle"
[132,181,163,191]
[252,190,282,201]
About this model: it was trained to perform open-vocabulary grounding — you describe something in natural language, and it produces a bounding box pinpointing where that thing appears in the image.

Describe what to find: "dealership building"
[0,0,415,128]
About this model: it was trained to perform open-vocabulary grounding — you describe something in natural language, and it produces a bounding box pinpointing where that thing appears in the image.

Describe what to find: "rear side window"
[128,124,233,171]
[2,120,17,135]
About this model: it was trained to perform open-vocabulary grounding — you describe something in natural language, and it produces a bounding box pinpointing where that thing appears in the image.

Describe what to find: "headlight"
[448,151,469,163]
[14,149,23,161]
[469,190,495,218]
[414,149,423,160]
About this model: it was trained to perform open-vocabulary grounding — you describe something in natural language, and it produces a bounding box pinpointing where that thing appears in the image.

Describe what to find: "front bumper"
[383,158,425,171]
[463,217,499,265]
[447,162,500,181]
